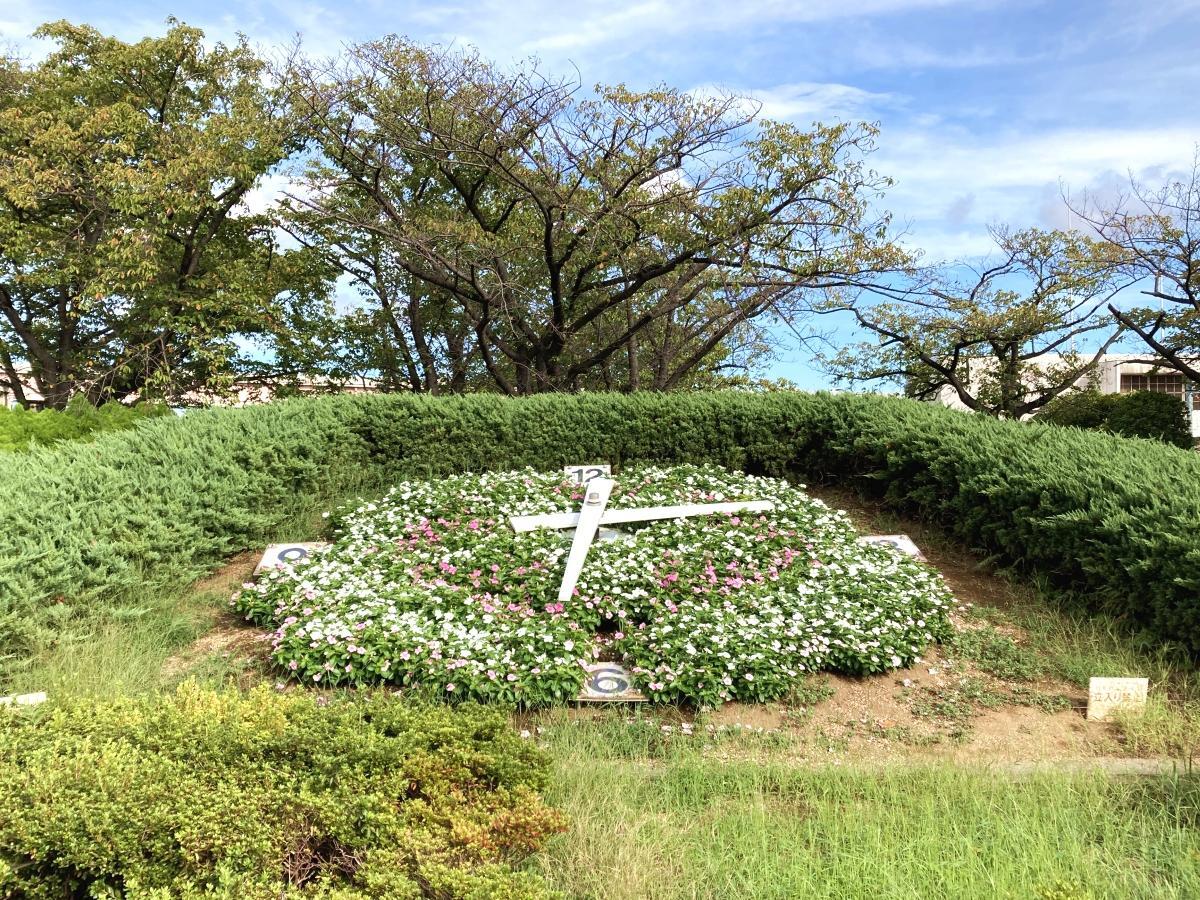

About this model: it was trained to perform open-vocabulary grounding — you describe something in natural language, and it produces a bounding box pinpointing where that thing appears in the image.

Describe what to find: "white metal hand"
[556,477,613,605]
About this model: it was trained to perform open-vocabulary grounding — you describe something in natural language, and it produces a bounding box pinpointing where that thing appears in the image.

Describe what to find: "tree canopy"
[1073,153,1200,383]
[284,40,900,394]
[820,228,1130,418]
[1,17,1196,409]
[0,20,317,407]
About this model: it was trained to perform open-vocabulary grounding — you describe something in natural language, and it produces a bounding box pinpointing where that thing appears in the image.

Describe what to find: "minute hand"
[509,499,774,534]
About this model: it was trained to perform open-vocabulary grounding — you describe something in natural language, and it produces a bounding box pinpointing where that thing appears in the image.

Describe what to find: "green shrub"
[0,391,1198,683]
[1039,389,1193,447]
[1038,391,1117,431]
[0,685,565,898]
[0,395,171,451]
[1104,390,1193,448]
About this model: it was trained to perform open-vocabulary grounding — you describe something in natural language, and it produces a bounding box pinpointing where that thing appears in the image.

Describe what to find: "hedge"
[0,685,564,898]
[0,396,171,451]
[1,391,1198,682]
[1039,389,1194,448]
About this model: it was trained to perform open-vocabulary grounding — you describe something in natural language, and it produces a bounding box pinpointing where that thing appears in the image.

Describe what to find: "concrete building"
[0,369,381,410]
[934,353,1200,438]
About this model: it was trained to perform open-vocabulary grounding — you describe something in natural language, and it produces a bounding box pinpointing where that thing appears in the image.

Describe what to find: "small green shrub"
[944,626,1043,681]
[0,394,171,451]
[1040,389,1193,447]
[1105,390,1193,448]
[1038,390,1117,431]
[0,685,564,899]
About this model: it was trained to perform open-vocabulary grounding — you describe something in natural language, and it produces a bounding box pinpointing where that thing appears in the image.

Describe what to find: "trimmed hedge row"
[1,392,1198,681]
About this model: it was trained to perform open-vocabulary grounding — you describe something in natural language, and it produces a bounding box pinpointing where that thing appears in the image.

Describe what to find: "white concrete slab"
[858,534,927,561]
[0,691,46,707]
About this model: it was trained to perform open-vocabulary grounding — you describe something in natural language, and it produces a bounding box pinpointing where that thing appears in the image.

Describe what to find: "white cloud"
[687,81,897,129]
[876,124,1200,261]
[747,82,897,122]
[0,0,45,45]
[416,0,977,64]
[237,172,300,217]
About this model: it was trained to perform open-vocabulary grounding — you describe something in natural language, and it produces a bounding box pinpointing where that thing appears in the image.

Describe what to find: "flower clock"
[232,465,954,707]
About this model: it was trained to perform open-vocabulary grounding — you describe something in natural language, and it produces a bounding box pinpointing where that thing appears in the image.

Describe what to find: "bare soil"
[727,484,1126,765]
[190,550,259,598]
[161,551,270,679]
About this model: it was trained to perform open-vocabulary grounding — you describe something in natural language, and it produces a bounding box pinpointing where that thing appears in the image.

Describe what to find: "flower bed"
[232,465,954,706]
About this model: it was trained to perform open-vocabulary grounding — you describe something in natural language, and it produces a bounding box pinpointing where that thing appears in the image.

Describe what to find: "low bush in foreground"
[2,390,1199,685]
[0,395,171,451]
[0,685,564,898]
[232,466,952,706]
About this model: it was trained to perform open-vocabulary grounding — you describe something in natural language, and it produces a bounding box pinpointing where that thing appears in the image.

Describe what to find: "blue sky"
[3,0,1199,388]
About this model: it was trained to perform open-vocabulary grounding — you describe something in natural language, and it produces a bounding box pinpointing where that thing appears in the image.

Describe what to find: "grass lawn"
[530,721,1199,899]
[5,481,1198,899]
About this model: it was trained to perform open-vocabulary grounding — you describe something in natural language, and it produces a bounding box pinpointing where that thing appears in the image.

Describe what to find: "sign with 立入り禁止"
[1087,677,1148,721]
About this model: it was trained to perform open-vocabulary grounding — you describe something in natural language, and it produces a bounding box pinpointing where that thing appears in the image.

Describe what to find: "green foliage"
[1105,390,1194,447]
[535,719,1200,899]
[943,626,1043,681]
[1037,389,1117,430]
[1086,158,1200,388]
[2,391,1200,688]
[0,396,170,451]
[0,19,324,406]
[822,227,1128,418]
[289,42,899,394]
[1040,389,1193,447]
[0,685,564,899]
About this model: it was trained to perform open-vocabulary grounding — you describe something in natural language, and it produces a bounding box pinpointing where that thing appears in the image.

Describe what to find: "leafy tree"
[280,184,485,394]
[0,20,317,407]
[821,228,1130,418]
[286,39,899,395]
[1073,151,1200,382]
